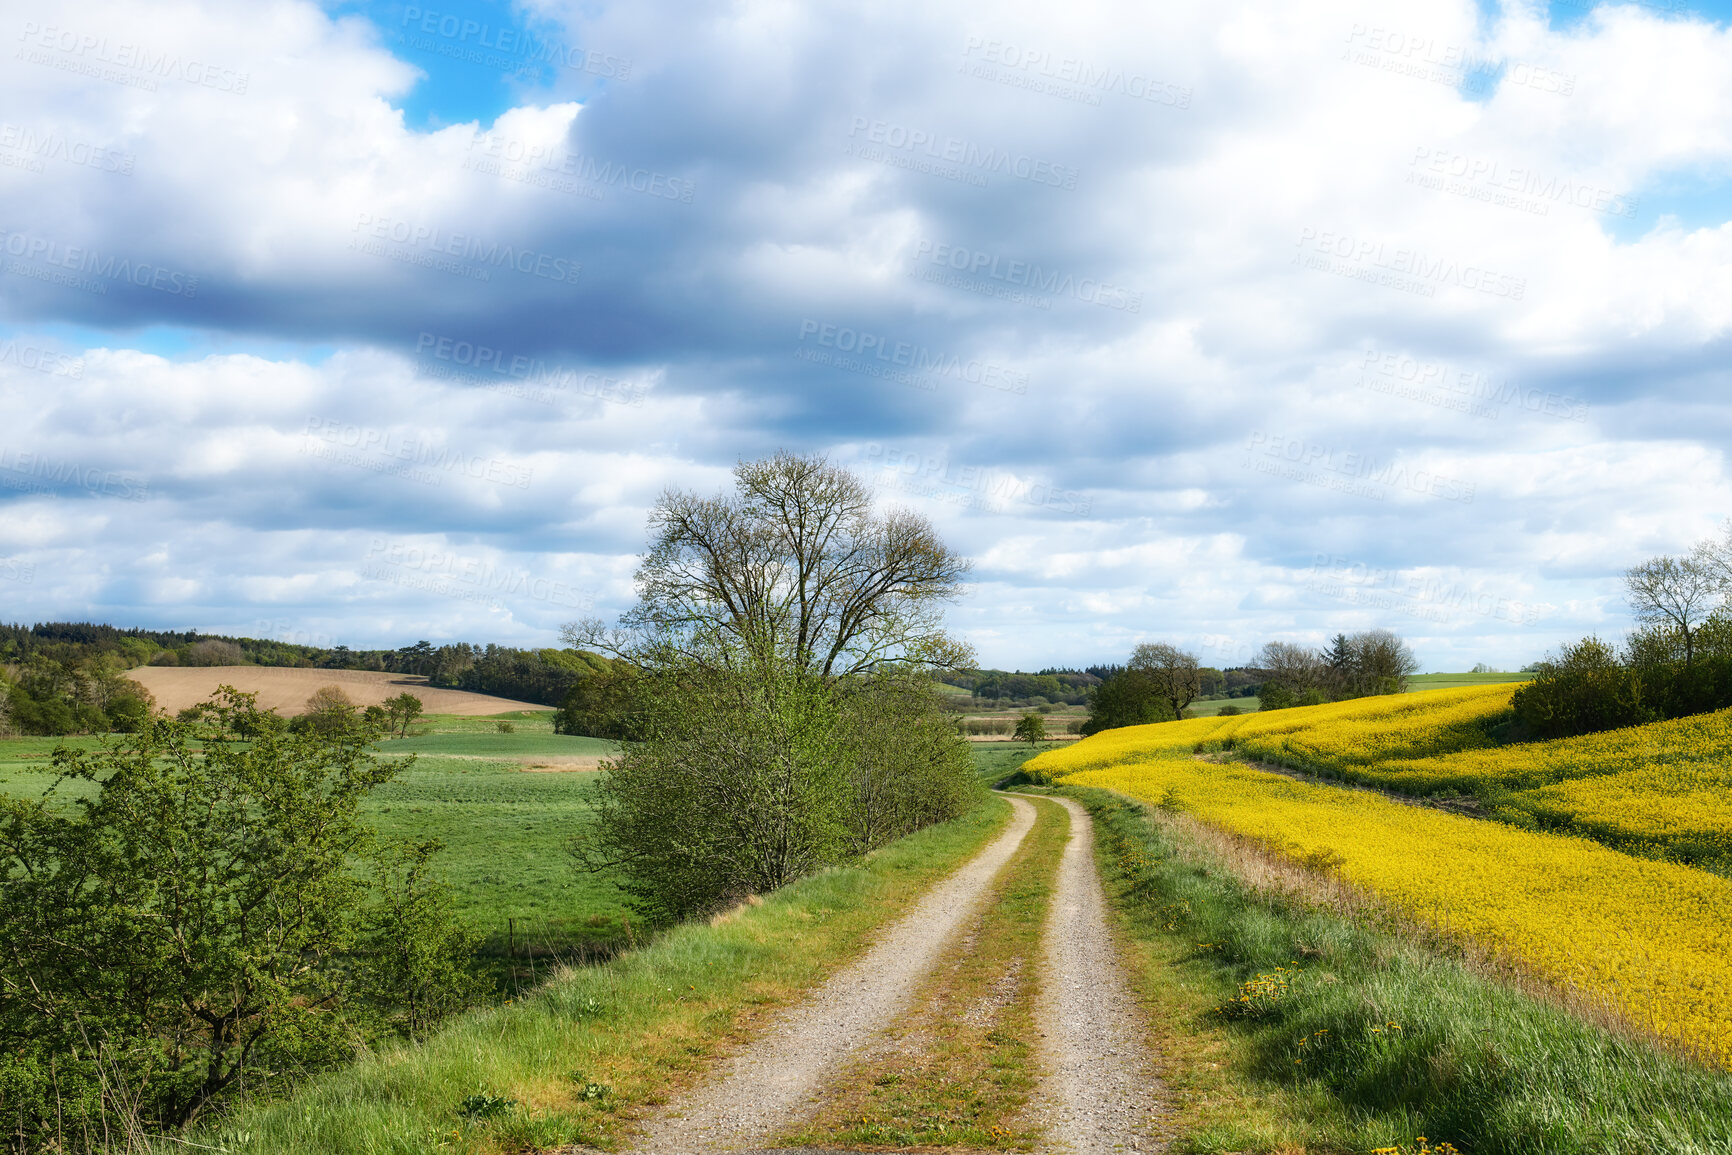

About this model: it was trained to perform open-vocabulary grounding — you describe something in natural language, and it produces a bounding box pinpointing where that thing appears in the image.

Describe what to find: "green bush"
[1623,616,1732,721]
[575,664,978,922]
[0,688,479,1148]
[1258,684,1328,711]
[554,664,641,739]
[1080,668,1175,735]
[964,717,1014,735]
[1512,637,1655,738]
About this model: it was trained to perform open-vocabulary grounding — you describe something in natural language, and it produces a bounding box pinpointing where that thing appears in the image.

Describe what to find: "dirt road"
[630,796,1038,1154]
[1027,795,1164,1152]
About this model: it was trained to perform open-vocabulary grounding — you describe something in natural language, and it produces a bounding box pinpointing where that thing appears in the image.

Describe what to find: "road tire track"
[627,796,1038,1154]
[1028,795,1165,1153]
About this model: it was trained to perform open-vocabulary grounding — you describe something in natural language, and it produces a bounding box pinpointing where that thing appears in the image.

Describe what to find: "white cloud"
[2,0,1732,667]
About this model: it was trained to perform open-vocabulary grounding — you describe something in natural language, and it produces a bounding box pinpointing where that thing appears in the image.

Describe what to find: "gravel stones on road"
[627,797,1038,1155]
[1026,795,1166,1153]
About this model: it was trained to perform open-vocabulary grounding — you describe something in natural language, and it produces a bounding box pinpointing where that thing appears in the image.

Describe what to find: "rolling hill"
[125,666,551,717]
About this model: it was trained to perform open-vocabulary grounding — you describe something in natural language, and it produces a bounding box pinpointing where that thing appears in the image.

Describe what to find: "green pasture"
[1,725,1006,994]
[1188,696,1260,716]
[1408,671,1533,689]
[0,715,626,992]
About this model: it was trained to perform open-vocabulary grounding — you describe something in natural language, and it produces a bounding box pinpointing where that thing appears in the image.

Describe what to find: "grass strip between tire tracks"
[184,795,1014,1155]
[780,794,1070,1150]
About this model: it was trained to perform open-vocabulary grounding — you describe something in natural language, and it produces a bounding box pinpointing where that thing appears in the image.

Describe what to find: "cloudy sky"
[2,0,1731,671]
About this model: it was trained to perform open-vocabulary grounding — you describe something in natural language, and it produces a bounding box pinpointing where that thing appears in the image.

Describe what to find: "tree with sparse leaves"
[566,453,980,921]
[1626,554,1720,666]
[563,451,974,676]
[383,690,425,738]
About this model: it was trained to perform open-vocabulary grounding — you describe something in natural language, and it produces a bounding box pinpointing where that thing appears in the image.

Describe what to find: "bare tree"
[1128,642,1202,719]
[186,639,245,666]
[1256,641,1328,694]
[563,452,974,676]
[1690,520,1732,608]
[1626,554,1720,665]
[1351,628,1420,694]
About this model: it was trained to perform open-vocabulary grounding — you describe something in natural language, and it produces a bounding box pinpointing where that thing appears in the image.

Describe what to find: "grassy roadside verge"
[1066,785,1732,1154]
[781,795,1069,1150]
[187,795,1013,1155]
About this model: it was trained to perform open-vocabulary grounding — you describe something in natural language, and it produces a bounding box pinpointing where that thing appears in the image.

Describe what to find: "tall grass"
[1075,786,1732,1154]
[174,797,1012,1155]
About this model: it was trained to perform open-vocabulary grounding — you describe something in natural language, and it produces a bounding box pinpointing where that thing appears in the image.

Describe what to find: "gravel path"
[1028,795,1164,1153]
[628,796,1038,1155]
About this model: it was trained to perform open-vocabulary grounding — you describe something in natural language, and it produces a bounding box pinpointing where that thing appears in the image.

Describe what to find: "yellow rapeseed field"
[1515,763,1732,863]
[1028,694,1732,1065]
[1056,686,1732,870]
[1040,684,1518,781]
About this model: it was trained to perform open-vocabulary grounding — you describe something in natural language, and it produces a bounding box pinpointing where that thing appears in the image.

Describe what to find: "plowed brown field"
[124,665,548,717]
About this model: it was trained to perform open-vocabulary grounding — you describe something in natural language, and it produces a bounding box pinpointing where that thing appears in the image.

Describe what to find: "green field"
[348,711,625,987]
[1187,695,1260,716]
[366,760,626,986]
[382,729,611,759]
[1408,671,1533,689]
[202,796,1015,1155]
[0,712,626,992]
[0,726,1011,995]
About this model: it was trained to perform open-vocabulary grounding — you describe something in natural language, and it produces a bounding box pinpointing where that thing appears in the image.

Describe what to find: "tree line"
[1514,523,1732,737]
[1081,630,1419,734]
[0,624,618,736]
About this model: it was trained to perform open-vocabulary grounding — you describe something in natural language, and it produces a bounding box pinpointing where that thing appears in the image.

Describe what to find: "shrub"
[1512,637,1654,738]
[0,688,478,1143]
[293,684,361,736]
[964,717,1013,735]
[554,665,640,739]
[575,664,977,922]
[575,664,851,921]
[1624,615,1732,721]
[185,639,246,666]
[1081,669,1175,735]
